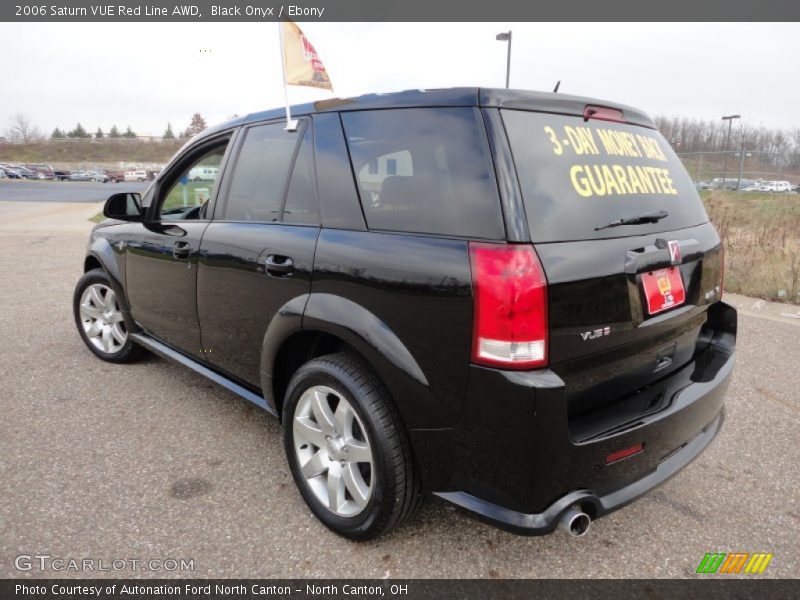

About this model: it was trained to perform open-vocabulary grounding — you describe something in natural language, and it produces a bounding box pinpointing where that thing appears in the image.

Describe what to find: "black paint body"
[82,88,736,534]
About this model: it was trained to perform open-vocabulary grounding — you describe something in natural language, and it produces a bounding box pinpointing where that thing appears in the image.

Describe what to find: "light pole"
[496,31,512,89]
[720,114,740,190]
[735,146,753,194]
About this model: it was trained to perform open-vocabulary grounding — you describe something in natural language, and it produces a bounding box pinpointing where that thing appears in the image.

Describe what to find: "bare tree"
[185,113,207,137]
[4,113,43,144]
[656,114,800,169]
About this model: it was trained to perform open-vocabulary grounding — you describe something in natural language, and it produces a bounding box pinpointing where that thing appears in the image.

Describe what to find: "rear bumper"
[413,301,736,535]
[435,409,724,535]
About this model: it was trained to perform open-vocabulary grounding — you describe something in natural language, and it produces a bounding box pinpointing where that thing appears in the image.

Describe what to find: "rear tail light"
[469,242,548,369]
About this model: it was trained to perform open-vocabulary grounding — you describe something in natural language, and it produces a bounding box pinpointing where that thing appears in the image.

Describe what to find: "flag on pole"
[280,21,333,91]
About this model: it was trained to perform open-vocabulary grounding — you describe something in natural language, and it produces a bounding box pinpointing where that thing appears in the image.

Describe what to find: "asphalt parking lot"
[0,179,149,203]
[0,188,797,579]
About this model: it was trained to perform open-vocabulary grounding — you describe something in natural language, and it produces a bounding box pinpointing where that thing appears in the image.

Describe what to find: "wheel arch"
[261,293,429,426]
[268,330,370,420]
[84,237,130,313]
[84,254,103,273]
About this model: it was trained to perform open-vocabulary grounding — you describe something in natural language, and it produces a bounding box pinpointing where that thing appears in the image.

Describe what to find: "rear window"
[502,110,709,242]
[342,108,504,239]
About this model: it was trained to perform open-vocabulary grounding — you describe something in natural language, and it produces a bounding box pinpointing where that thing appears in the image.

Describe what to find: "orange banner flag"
[281,21,333,91]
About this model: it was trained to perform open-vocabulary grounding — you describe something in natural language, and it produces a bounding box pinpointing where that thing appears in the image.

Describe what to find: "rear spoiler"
[479,89,656,129]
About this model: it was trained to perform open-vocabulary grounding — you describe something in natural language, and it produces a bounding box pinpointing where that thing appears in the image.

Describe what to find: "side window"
[159,143,229,221]
[341,108,504,239]
[223,122,298,222]
[357,150,412,208]
[282,127,319,225]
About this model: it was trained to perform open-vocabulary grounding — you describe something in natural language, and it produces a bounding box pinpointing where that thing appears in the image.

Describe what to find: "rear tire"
[73,269,145,363]
[282,352,422,540]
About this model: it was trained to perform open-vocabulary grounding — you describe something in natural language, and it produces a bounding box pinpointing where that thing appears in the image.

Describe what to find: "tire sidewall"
[282,362,392,538]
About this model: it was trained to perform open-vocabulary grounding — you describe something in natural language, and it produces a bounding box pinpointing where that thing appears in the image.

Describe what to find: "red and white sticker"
[642,267,686,315]
[668,240,682,265]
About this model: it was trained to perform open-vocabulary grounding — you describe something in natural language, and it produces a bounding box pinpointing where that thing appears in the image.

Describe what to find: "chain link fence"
[677,150,800,190]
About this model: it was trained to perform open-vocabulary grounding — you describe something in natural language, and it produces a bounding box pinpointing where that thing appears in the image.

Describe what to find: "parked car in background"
[53,169,71,181]
[727,178,757,191]
[104,170,125,183]
[69,171,97,182]
[0,167,6,178]
[0,164,23,179]
[15,165,41,179]
[188,165,218,181]
[695,180,713,190]
[25,164,55,179]
[86,170,109,182]
[757,180,793,193]
[69,170,107,182]
[124,170,148,182]
[710,178,755,191]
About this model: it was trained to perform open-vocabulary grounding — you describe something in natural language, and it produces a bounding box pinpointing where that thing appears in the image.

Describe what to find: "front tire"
[283,353,422,540]
[73,269,145,363]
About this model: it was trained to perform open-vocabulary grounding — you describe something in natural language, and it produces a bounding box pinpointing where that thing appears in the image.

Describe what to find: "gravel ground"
[0,227,797,579]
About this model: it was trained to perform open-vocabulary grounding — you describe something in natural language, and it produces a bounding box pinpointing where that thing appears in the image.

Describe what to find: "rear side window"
[283,127,319,225]
[502,110,708,242]
[342,108,504,239]
[224,122,298,222]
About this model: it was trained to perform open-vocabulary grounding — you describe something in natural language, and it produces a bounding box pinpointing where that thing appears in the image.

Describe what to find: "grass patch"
[0,140,182,165]
[702,191,800,302]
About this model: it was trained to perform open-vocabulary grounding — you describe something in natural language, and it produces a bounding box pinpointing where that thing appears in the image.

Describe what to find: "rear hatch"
[501,107,724,441]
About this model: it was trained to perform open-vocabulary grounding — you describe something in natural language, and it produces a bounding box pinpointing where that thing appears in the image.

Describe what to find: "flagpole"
[278,21,298,131]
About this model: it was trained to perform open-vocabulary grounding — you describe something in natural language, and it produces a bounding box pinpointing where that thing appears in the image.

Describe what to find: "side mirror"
[103,192,143,221]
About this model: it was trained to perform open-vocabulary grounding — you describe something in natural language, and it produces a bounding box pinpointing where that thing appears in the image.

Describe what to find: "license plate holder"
[641,267,686,315]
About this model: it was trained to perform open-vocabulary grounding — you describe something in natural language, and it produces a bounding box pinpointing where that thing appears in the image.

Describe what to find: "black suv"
[73,88,736,540]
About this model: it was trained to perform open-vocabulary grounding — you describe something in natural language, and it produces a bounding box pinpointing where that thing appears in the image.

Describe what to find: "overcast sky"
[1,22,798,136]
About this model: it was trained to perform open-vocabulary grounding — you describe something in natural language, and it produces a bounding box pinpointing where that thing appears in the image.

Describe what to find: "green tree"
[108,125,120,138]
[67,123,89,138]
[51,127,64,139]
[95,127,104,139]
[163,123,175,140]
[123,125,136,138]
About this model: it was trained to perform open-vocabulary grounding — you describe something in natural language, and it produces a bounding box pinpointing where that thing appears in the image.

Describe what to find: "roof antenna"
[553,80,561,93]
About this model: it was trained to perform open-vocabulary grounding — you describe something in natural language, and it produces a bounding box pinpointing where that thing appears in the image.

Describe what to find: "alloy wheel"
[79,283,127,354]
[292,385,374,517]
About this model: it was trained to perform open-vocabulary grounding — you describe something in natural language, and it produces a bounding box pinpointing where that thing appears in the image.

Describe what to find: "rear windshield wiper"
[595,210,669,231]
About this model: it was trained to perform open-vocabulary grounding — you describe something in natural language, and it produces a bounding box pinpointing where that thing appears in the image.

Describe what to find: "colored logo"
[696,552,773,574]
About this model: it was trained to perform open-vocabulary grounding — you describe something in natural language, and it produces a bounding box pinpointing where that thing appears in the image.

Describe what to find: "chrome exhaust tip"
[558,505,591,537]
